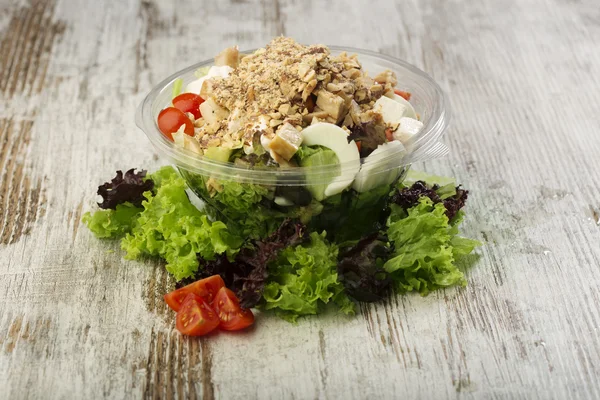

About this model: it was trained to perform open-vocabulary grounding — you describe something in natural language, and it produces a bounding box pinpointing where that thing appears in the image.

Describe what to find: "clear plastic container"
[136,46,451,240]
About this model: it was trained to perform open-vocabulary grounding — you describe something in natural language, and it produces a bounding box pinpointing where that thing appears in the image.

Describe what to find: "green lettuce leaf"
[403,170,456,187]
[262,232,355,322]
[383,197,480,295]
[120,166,243,280]
[82,203,142,239]
[296,145,340,201]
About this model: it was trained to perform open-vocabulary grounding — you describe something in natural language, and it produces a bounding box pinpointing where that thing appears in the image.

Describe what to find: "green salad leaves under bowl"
[83,166,481,326]
[85,38,479,336]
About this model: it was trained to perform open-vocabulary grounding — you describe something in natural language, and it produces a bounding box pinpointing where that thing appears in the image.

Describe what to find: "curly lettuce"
[82,203,142,239]
[120,167,243,280]
[84,166,243,280]
[263,232,355,322]
[384,198,480,295]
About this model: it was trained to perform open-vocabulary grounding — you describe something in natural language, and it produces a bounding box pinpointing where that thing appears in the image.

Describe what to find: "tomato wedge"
[173,93,204,119]
[393,89,411,101]
[176,293,220,336]
[164,275,225,312]
[157,107,194,140]
[385,127,394,142]
[213,287,255,331]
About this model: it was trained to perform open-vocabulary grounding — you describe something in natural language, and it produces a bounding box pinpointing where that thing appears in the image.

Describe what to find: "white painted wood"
[1,0,600,398]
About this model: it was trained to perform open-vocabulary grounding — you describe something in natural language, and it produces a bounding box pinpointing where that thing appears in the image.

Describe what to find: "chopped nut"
[344,60,360,69]
[302,69,316,83]
[354,88,368,103]
[214,46,240,68]
[302,79,318,101]
[191,37,414,154]
[370,83,384,99]
[302,110,329,124]
[326,82,342,92]
[278,103,291,115]
[207,137,222,147]
[373,69,398,86]
[247,86,255,102]
[298,62,311,78]
[342,68,362,79]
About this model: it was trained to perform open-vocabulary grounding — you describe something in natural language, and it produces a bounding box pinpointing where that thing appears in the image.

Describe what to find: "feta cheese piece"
[373,95,407,131]
[393,117,424,144]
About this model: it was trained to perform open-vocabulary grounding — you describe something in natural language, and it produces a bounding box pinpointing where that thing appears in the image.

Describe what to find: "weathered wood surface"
[1,0,600,398]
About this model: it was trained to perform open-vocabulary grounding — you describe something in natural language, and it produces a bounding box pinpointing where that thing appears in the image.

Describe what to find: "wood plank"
[1,0,600,398]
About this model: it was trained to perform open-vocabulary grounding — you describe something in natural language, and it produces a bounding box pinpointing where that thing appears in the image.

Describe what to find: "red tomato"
[173,93,204,119]
[393,89,411,101]
[164,275,225,312]
[176,293,220,336]
[385,127,394,142]
[213,287,255,331]
[355,141,362,153]
[157,107,194,140]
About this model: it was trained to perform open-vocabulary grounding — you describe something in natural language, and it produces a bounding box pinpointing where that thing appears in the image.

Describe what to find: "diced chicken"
[268,122,303,161]
[393,117,423,143]
[348,100,362,125]
[214,47,240,68]
[302,110,329,124]
[316,90,345,120]
[200,98,230,125]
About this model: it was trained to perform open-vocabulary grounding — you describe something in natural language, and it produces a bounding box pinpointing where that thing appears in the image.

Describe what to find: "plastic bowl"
[136,46,451,240]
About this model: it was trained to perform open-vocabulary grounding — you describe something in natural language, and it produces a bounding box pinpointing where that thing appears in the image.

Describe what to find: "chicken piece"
[214,46,240,68]
[302,110,329,124]
[268,122,303,161]
[316,90,345,120]
[200,98,230,125]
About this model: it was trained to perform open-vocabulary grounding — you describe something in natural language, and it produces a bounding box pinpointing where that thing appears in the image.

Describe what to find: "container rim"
[136,45,451,184]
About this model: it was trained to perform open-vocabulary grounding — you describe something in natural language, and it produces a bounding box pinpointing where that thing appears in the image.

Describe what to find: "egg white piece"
[352,141,406,193]
[300,123,361,197]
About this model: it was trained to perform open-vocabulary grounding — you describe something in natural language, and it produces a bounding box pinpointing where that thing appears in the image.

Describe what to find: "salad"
[155,37,428,241]
[83,38,481,337]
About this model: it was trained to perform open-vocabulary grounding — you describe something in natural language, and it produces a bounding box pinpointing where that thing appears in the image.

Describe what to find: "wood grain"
[1,0,600,399]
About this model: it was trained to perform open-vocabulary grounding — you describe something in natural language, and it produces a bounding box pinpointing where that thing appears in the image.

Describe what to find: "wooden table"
[2,0,599,398]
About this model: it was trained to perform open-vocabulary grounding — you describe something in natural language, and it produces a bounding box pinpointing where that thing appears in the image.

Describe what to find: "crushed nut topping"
[193,37,397,151]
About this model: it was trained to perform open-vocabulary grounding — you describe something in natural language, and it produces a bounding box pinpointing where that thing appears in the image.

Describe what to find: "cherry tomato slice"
[164,275,225,312]
[385,127,394,142]
[176,293,220,336]
[213,287,255,331]
[157,107,194,140]
[173,93,204,119]
[393,89,411,101]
